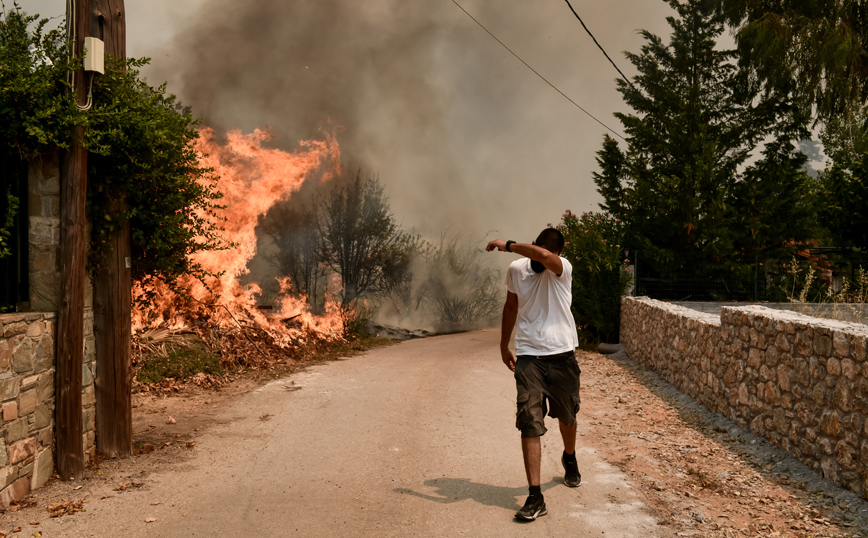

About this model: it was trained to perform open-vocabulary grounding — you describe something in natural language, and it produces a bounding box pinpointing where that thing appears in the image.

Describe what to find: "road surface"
[30,331,673,537]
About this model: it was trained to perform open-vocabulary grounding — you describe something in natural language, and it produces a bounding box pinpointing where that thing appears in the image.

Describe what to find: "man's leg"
[521,436,541,486]
[559,419,577,455]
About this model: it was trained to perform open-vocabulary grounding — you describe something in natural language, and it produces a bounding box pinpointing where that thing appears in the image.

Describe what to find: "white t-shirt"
[505,257,579,356]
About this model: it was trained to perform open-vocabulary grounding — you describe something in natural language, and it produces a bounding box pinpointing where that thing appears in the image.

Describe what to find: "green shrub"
[556,210,631,346]
[136,340,223,384]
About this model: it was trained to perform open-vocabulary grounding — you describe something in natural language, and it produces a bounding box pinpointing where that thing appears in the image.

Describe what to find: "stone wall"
[621,297,868,498]
[0,312,96,505]
[27,151,62,312]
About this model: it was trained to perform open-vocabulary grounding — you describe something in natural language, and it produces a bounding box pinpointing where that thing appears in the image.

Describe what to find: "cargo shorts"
[514,351,581,438]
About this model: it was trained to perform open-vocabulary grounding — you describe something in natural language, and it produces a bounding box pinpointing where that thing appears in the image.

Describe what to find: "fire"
[132,127,344,347]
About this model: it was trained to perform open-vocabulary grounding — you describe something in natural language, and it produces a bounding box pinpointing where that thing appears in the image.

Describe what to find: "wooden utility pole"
[57,0,92,481]
[91,0,132,458]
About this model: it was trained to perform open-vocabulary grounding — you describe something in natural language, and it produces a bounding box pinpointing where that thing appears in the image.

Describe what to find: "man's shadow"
[394,477,559,511]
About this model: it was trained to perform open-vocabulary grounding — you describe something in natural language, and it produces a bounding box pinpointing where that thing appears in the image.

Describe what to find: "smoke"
[140,0,675,240]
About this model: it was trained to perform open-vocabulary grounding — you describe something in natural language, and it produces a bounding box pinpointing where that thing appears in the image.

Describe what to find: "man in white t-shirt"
[486,228,581,521]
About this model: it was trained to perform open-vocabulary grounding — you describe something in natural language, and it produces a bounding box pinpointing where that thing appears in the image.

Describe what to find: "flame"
[132,127,344,346]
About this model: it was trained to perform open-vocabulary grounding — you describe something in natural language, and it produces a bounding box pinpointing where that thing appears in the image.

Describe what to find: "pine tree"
[594,0,812,288]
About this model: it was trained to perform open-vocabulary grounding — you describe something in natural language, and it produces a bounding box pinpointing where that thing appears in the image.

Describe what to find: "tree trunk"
[90,0,132,458]
[56,0,92,481]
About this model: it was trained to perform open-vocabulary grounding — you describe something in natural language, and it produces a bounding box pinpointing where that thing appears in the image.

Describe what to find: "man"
[486,228,581,521]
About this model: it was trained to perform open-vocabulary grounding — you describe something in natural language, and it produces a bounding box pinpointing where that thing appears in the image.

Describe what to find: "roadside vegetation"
[567,0,868,344]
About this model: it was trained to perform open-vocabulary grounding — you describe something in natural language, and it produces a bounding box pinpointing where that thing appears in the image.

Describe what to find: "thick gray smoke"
[141,0,674,240]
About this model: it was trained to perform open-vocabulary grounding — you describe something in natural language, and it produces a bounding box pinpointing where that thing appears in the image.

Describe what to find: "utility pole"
[57,0,92,481]
[91,0,131,458]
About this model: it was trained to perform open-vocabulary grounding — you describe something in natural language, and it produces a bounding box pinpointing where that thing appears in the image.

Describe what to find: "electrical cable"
[562,0,637,92]
[449,0,625,140]
[66,0,93,110]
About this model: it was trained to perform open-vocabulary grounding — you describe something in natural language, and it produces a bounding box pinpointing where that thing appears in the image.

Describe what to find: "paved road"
[36,331,673,537]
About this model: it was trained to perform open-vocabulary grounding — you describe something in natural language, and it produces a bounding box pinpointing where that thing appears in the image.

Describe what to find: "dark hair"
[535,228,565,254]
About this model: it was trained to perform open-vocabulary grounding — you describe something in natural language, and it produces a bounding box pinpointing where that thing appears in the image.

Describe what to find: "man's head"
[534,228,565,255]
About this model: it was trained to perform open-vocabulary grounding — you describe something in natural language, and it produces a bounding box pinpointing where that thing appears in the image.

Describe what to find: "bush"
[135,339,223,384]
[556,211,631,346]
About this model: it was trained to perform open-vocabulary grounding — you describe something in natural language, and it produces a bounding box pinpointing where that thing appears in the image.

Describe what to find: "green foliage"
[135,339,223,384]
[86,57,229,292]
[0,185,16,258]
[0,5,77,260]
[596,0,812,279]
[819,158,868,248]
[716,0,868,124]
[557,211,630,345]
[0,6,228,298]
[0,5,78,158]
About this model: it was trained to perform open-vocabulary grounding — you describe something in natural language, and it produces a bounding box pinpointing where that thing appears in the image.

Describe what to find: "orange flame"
[132,127,343,345]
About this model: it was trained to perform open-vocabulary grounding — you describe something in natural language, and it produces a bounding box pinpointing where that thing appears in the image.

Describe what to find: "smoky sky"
[146,0,678,240]
[24,0,676,240]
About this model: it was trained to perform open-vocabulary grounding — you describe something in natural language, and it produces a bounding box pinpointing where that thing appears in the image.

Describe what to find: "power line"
[449,0,625,141]
[562,0,636,92]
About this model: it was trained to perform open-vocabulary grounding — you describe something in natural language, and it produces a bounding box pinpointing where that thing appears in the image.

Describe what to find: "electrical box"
[83,37,105,74]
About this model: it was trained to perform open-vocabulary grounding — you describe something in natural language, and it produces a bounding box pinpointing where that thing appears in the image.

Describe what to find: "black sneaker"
[515,495,547,520]
[562,452,582,487]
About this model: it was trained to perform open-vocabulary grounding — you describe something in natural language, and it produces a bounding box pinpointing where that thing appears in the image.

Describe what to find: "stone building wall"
[0,153,97,504]
[0,312,96,504]
[621,297,868,498]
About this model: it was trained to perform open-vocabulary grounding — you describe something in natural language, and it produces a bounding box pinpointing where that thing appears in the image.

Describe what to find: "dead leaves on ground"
[47,498,86,517]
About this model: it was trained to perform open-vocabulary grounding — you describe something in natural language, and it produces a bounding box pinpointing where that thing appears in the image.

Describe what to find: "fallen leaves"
[47,499,86,517]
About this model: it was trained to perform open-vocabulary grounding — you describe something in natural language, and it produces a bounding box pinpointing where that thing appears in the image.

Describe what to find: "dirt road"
[3,330,868,537]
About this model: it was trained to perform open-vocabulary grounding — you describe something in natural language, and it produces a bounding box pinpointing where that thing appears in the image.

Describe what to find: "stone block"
[834,383,854,413]
[812,384,827,406]
[82,385,95,407]
[30,449,52,490]
[842,359,856,380]
[815,334,833,357]
[749,348,763,369]
[8,437,36,464]
[0,476,30,506]
[853,335,867,362]
[24,322,43,338]
[777,365,791,392]
[20,375,38,391]
[822,410,842,436]
[34,404,51,430]
[0,467,14,489]
[2,401,17,421]
[37,372,54,401]
[828,357,842,376]
[11,338,33,374]
[82,363,93,387]
[810,356,825,381]
[17,462,33,478]
[796,332,813,356]
[3,323,25,338]
[37,427,51,447]
[833,332,850,358]
[0,340,11,371]
[5,418,28,443]
[18,389,36,416]
[0,439,6,467]
[836,440,859,469]
[775,333,792,352]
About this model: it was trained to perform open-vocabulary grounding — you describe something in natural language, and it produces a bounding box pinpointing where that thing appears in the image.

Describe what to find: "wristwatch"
[505,240,516,252]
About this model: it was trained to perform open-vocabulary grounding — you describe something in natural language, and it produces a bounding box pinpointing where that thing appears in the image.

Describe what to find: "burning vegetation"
[131,127,348,381]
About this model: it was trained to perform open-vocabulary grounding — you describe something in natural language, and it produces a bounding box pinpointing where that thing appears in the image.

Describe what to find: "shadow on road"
[395,477,559,511]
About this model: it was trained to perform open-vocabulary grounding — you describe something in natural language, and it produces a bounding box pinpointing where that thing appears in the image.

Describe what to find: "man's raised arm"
[486,239,563,276]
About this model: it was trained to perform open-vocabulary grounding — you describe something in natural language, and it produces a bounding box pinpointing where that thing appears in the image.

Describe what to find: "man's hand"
[486,239,507,252]
[500,344,516,372]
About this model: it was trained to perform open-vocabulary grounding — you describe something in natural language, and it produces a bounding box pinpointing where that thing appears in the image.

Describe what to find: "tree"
[819,159,868,248]
[716,1,868,124]
[260,201,324,308]
[317,171,414,305]
[595,0,812,281]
